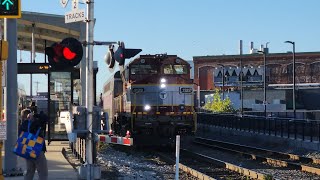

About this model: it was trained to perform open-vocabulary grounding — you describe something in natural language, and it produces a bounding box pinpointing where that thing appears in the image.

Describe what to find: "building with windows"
[193,51,320,117]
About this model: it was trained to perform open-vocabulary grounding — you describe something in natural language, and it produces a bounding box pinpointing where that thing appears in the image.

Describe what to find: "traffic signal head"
[113,42,142,66]
[0,0,21,18]
[45,37,83,70]
[105,42,142,68]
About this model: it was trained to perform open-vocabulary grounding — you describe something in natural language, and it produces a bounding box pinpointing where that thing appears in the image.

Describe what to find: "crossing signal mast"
[45,37,83,70]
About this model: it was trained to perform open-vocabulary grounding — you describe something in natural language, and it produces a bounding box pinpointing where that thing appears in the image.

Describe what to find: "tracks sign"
[65,9,85,23]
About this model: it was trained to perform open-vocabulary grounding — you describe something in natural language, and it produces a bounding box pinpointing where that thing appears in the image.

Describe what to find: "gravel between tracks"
[98,145,197,180]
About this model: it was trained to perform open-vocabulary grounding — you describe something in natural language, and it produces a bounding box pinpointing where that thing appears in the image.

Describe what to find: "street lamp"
[284,41,296,118]
[258,49,267,117]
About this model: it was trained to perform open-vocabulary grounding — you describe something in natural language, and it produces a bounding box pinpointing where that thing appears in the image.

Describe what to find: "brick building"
[193,51,320,113]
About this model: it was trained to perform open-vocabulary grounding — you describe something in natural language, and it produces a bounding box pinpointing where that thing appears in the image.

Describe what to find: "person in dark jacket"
[33,111,48,138]
[19,109,48,180]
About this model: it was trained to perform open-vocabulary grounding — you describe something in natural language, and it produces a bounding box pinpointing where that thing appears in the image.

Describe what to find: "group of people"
[18,103,49,180]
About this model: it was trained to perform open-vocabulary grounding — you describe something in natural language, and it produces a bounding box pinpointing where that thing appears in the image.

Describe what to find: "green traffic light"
[2,0,13,10]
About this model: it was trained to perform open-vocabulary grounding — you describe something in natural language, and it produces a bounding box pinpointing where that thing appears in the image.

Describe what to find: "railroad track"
[157,148,271,180]
[194,137,320,176]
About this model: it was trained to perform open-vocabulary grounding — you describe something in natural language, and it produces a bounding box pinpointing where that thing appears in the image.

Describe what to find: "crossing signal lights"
[0,0,21,18]
[105,45,115,68]
[105,42,142,68]
[45,37,83,70]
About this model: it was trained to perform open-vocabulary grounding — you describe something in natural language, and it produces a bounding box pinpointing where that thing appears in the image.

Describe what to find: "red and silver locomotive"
[102,54,196,145]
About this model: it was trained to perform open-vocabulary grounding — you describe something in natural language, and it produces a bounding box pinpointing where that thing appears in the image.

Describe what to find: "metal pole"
[32,24,35,63]
[240,40,243,115]
[175,135,180,180]
[197,85,200,111]
[263,52,267,117]
[30,24,35,97]
[285,41,296,119]
[86,0,95,179]
[0,19,4,180]
[4,18,18,174]
[292,43,296,119]
[0,59,3,180]
[80,22,86,106]
[44,40,47,63]
[222,67,224,100]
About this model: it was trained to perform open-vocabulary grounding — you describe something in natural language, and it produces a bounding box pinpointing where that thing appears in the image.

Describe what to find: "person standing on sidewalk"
[19,109,48,180]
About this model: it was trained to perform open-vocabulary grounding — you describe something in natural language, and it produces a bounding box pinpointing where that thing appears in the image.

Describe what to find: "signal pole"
[4,18,18,176]
[85,0,95,179]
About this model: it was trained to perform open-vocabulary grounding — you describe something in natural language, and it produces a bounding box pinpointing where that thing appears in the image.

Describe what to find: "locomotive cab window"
[163,65,187,74]
[131,64,158,75]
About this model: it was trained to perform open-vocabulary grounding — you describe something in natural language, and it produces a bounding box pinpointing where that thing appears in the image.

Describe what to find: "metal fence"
[198,113,320,142]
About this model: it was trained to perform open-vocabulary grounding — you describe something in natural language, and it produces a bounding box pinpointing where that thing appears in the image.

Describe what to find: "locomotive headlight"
[144,104,151,111]
[160,78,167,88]
[160,84,166,88]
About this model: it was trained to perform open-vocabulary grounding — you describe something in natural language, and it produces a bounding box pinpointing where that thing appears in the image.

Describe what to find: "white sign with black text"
[0,122,6,140]
[65,9,85,23]
[72,0,79,10]
[2,61,6,87]
[60,0,69,8]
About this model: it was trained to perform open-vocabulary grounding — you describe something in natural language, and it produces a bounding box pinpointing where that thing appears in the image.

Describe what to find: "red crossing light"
[45,37,83,70]
[63,47,77,60]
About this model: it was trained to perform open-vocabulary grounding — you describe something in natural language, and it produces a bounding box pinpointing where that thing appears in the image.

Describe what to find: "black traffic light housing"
[0,0,21,18]
[105,42,141,68]
[45,37,83,70]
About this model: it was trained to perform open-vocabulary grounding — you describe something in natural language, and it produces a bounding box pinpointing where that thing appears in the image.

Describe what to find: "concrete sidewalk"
[2,141,78,180]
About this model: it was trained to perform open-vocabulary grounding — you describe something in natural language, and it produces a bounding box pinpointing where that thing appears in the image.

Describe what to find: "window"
[163,65,187,74]
[174,65,187,74]
[130,64,158,75]
[163,65,174,74]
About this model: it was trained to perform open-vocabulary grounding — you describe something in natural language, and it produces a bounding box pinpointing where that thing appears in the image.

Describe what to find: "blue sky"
[18,0,320,96]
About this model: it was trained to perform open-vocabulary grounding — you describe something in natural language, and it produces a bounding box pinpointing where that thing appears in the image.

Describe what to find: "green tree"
[204,89,235,113]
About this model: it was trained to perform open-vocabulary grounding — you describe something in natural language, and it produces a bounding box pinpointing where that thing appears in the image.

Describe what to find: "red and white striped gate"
[98,135,133,146]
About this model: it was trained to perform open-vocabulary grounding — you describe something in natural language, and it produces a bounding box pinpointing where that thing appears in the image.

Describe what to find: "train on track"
[102,54,196,146]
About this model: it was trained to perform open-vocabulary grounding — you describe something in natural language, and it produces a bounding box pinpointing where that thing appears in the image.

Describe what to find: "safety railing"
[71,137,86,163]
[198,113,320,142]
